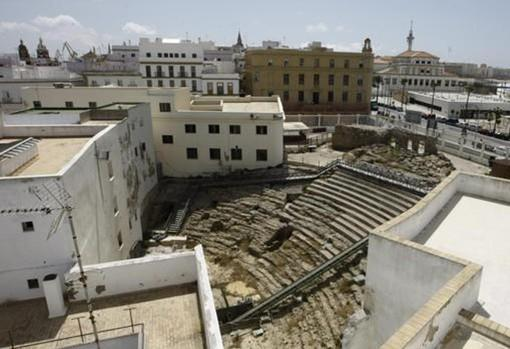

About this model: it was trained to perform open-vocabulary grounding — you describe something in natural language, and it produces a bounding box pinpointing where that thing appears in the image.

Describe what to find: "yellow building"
[244,39,374,114]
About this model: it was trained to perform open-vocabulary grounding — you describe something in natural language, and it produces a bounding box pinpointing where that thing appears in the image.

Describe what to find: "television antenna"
[0,180,101,348]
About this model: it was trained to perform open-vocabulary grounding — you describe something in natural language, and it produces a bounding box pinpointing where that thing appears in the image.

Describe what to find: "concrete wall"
[1,124,107,138]
[4,112,81,125]
[362,234,468,348]
[65,251,197,300]
[195,245,223,349]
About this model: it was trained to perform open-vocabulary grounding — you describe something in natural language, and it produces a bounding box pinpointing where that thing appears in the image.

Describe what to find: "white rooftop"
[412,91,510,104]
[415,193,510,328]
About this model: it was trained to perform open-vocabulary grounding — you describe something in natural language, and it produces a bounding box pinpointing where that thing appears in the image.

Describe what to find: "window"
[107,160,114,179]
[113,197,119,216]
[227,82,233,95]
[343,75,350,86]
[131,53,135,58]
[192,80,197,92]
[344,59,350,68]
[283,90,290,101]
[283,73,289,85]
[283,58,289,67]
[159,103,171,112]
[117,231,123,248]
[329,59,335,68]
[157,53,162,58]
[208,124,220,134]
[313,74,320,86]
[185,124,196,133]
[158,80,163,87]
[328,91,334,102]
[256,125,268,135]
[90,80,98,86]
[191,66,196,77]
[209,148,221,160]
[169,80,175,87]
[164,53,168,58]
[356,93,363,103]
[256,149,267,161]
[146,52,151,58]
[27,279,39,289]
[192,53,197,58]
[104,79,111,86]
[117,79,123,87]
[89,101,97,108]
[180,80,186,87]
[231,147,242,160]
[156,65,163,77]
[267,59,273,66]
[145,65,151,77]
[357,78,363,86]
[342,91,349,102]
[298,74,305,85]
[268,91,274,97]
[22,221,34,232]
[229,125,241,134]
[359,62,364,68]
[33,101,41,108]
[313,58,320,68]
[217,82,224,95]
[207,82,214,95]
[179,66,185,77]
[146,80,153,87]
[169,66,174,77]
[298,90,304,102]
[299,58,304,67]
[186,148,198,159]
[312,92,320,104]
[162,135,174,144]
[328,74,334,86]
[181,53,186,58]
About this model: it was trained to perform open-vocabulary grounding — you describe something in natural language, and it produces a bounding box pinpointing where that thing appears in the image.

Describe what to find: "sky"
[0,0,509,68]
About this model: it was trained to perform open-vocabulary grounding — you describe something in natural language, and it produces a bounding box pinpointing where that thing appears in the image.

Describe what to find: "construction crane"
[61,41,79,61]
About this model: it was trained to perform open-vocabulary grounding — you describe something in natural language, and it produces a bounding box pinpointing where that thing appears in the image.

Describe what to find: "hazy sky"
[1,0,508,67]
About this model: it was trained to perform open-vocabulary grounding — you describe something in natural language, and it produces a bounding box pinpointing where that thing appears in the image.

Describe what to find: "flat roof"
[412,92,510,104]
[10,108,85,117]
[10,138,91,176]
[415,193,510,328]
[222,101,280,113]
[284,122,309,131]
[0,284,204,349]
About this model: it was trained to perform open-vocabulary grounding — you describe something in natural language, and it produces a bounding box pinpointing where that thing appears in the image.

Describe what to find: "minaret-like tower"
[406,21,415,51]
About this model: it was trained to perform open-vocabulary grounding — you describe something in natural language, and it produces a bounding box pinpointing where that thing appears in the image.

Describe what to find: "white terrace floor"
[415,194,510,328]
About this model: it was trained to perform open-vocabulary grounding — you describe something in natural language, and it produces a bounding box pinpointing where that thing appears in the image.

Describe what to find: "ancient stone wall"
[332,125,437,155]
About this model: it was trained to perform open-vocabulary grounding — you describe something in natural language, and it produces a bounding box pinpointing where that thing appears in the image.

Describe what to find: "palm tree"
[464,84,475,119]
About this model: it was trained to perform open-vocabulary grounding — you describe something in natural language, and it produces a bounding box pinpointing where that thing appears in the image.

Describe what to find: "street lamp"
[430,81,437,115]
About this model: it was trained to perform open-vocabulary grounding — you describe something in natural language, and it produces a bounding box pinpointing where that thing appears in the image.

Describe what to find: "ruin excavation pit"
[150,167,423,348]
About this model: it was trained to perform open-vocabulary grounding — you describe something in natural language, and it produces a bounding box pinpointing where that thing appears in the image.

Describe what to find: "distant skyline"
[1,0,509,68]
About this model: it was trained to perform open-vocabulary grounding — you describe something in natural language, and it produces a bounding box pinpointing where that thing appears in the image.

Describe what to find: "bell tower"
[406,21,415,51]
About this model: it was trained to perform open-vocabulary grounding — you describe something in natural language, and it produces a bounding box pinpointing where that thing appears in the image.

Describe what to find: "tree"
[489,108,502,134]
[464,85,475,119]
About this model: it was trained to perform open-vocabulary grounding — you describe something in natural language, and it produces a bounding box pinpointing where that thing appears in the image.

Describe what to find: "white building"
[409,91,510,118]
[0,102,157,302]
[0,64,83,106]
[83,71,143,87]
[376,26,472,96]
[138,37,240,95]
[21,86,285,177]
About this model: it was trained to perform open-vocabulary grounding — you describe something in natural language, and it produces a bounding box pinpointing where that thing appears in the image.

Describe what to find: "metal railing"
[3,323,144,349]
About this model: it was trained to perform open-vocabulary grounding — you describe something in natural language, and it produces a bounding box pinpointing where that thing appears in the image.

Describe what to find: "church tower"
[406,21,415,51]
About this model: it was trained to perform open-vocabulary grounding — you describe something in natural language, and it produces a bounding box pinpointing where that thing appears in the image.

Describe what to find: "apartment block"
[244,40,374,114]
